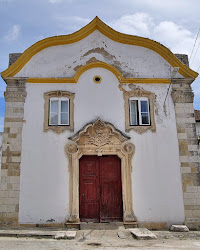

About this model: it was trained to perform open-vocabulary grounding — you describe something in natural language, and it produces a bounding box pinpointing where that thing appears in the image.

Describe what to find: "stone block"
[180,156,189,163]
[186,186,198,192]
[66,231,76,239]
[181,167,191,174]
[54,232,66,239]
[129,228,157,240]
[54,231,76,240]
[117,231,126,239]
[169,225,189,232]
[7,168,20,176]
[184,198,197,205]
[11,156,21,163]
[184,193,198,199]
[0,205,15,213]
[9,128,18,134]
[9,176,20,184]
[8,191,19,198]
[0,183,7,191]
[12,183,20,191]
[0,191,9,198]
[191,166,200,173]
[188,156,199,163]
[2,198,18,205]
[178,133,187,139]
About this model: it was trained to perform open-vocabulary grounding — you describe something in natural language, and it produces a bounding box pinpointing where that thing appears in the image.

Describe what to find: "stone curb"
[0,229,77,239]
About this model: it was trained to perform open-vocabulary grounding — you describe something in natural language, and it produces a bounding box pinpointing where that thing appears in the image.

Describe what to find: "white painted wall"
[15,31,183,79]
[19,67,184,226]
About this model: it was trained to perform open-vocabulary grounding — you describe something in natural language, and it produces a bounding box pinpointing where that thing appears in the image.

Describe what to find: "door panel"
[79,156,100,222]
[100,156,123,222]
[79,155,123,222]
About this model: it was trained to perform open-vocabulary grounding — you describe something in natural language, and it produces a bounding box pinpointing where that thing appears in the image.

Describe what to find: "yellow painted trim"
[1,17,198,78]
[28,78,76,83]
[27,62,171,84]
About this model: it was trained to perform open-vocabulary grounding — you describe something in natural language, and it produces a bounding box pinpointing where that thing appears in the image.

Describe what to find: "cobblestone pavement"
[0,230,200,249]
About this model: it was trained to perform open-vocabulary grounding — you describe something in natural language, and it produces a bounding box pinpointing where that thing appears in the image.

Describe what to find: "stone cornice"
[4,77,27,102]
[171,78,195,103]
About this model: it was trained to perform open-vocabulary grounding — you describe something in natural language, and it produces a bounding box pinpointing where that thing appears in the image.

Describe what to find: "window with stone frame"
[44,91,74,133]
[124,89,156,134]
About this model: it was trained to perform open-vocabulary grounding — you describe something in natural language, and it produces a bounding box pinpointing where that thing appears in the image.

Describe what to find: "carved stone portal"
[65,119,136,225]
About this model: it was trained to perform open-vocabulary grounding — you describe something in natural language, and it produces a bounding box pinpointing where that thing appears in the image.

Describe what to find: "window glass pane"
[130,101,137,125]
[61,113,69,125]
[140,101,148,112]
[50,113,58,125]
[61,100,68,112]
[141,113,149,124]
[51,100,58,113]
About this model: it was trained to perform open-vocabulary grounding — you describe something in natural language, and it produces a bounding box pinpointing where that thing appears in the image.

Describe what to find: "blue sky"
[0,0,200,131]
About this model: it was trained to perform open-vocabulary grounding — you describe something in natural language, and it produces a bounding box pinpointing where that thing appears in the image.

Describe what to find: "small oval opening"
[95,77,100,82]
[93,76,102,83]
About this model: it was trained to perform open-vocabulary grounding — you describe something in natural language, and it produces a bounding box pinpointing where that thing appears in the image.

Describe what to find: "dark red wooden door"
[79,155,123,222]
[79,156,100,222]
[100,156,123,222]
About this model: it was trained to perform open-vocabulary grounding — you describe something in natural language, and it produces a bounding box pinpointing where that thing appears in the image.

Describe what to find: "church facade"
[0,17,199,229]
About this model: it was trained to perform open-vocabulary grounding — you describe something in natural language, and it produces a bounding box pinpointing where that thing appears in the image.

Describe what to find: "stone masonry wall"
[0,77,26,225]
[172,78,200,229]
[0,132,2,170]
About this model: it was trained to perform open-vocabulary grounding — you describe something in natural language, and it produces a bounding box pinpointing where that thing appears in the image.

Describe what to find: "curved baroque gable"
[1,17,198,79]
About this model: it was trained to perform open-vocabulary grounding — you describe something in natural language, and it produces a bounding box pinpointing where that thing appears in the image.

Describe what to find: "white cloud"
[55,16,90,34]
[110,13,153,37]
[109,14,200,72]
[152,21,200,73]
[4,24,20,41]
[154,21,193,54]
[109,13,200,109]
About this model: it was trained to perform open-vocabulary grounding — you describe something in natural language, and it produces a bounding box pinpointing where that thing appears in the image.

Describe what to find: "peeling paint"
[82,47,116,61]
[73,64,83,72]
[86,57,100,64]
[82,48,134,78]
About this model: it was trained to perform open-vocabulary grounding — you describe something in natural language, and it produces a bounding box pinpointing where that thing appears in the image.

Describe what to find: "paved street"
[0,229,200,249]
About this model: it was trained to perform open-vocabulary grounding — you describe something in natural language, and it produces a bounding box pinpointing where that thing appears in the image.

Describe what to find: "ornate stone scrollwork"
[65,143,78,155]
[122,142,135,154]
[65,119,137,225]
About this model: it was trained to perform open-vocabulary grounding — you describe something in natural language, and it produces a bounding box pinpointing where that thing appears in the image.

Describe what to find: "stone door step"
[170,225,189,232]
[80,222,124,230]
[54,231,76,239]
[0,229,77,239]
[129,228,157,240]
[117,230,126,239]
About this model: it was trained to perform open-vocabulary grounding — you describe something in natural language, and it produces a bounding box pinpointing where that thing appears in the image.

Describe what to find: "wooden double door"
[79,155,123,222]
